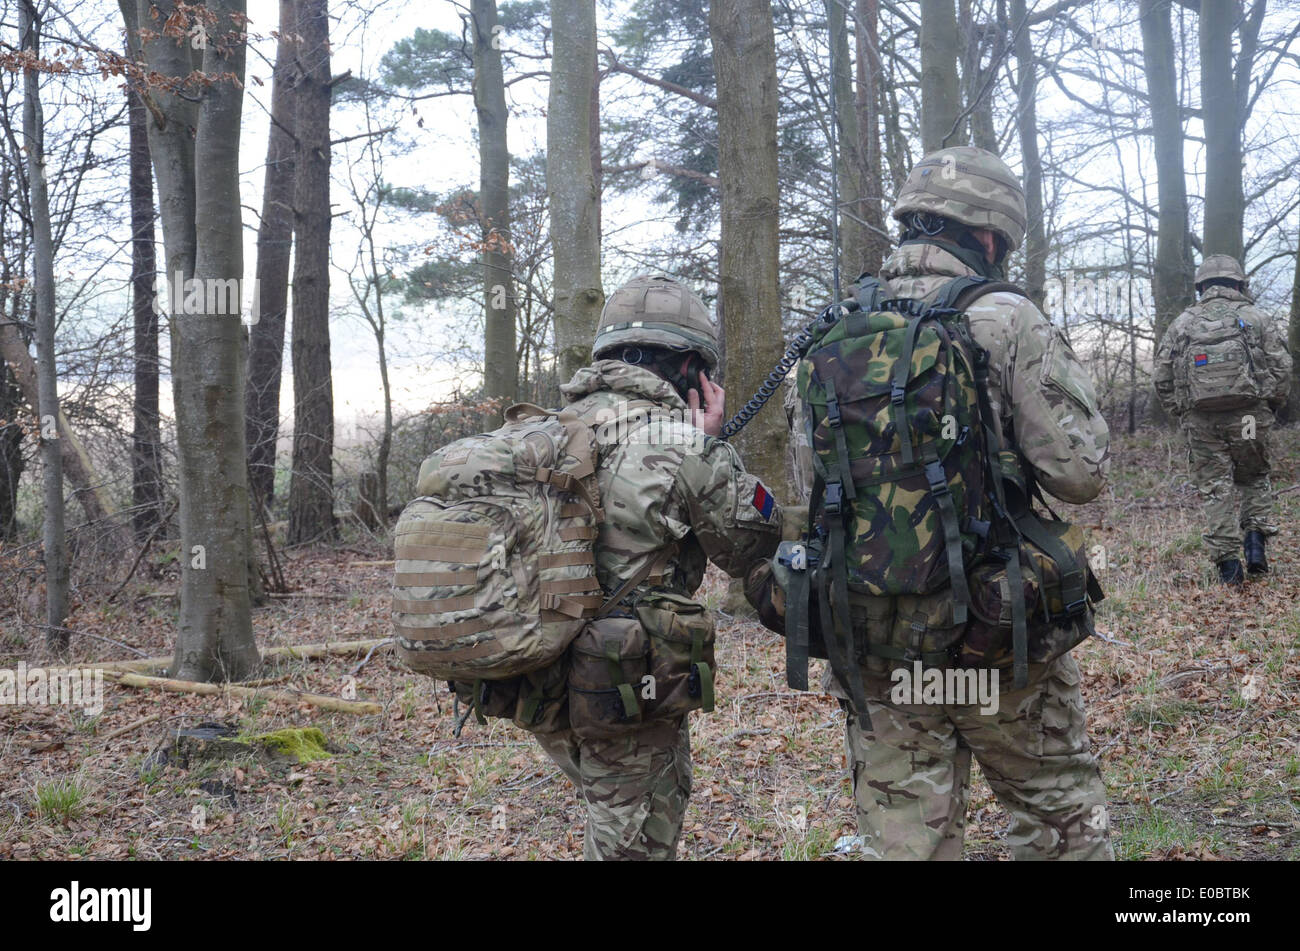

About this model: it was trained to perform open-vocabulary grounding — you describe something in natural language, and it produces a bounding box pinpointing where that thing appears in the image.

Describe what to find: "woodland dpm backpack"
[782,275,1103,721]
[391,403,608,727]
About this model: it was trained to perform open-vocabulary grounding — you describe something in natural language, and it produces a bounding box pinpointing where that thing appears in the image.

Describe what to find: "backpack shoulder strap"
[935,276,1029,313]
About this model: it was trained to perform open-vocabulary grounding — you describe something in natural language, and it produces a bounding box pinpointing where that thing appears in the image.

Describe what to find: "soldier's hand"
[688,370,726,437]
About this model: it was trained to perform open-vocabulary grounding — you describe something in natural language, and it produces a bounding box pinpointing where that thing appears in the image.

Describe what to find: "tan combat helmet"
[1195,254,1248,290]
[892,145,1028,252]
[592,274,720,371]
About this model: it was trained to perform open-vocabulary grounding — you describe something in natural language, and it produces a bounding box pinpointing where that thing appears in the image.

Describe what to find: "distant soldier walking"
[1154,255,1292,584]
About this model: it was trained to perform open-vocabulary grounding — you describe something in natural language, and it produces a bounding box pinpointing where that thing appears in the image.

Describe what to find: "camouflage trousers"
[1183,407,1277,564]
[840,654,1113,860]
[536,719,692,861]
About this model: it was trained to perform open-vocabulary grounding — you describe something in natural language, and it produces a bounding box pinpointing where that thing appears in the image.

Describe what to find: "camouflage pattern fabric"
[1155,285,1291,564]
[842,653,1113,861]
[784,376,813,504]
[1185,408,1279,564]
[1154,285,1292,418]
[801,240,1112,859]
[533,359,780,859]
[561,360,781,594]
[892,145,1029,252]
[537,719,691,861]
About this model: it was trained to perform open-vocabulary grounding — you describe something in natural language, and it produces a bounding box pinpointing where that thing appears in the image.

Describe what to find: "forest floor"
[2,425,1298,861]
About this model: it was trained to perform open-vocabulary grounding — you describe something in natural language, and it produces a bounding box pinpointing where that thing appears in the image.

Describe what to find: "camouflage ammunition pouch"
[959,454,1101,671]
[636,590,716,721]
[1178,307,1265,411]
[568,614,650,738]
[565,553,713,738]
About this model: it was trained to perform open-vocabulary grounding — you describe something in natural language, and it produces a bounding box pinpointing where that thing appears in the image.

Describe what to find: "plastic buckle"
[1063,598,1088,617]
[924,461,949,496]
[890,384,906,406]
[824,483,844,516]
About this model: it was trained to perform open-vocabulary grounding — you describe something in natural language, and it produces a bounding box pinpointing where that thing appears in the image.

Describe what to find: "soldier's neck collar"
[900,237,1004,281]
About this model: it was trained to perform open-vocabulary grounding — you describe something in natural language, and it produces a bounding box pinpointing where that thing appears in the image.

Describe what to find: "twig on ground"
[721,727,772,743]
[349,638,395,676]
[100,713,162,742]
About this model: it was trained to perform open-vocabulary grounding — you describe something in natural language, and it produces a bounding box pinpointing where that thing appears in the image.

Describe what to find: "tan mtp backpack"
[391,404,606,684]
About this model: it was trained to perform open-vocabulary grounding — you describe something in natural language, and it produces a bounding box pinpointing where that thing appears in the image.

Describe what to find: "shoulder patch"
[751,482,775,520]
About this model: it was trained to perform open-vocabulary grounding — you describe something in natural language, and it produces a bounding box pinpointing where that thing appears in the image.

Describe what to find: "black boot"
[1218,559,1245,586]
[1243,531,1268,574]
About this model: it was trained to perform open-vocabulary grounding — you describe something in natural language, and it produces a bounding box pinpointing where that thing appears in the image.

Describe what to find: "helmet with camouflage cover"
[1195,254,1248,290]
[592,274,720,371]
[892,145,1028,253]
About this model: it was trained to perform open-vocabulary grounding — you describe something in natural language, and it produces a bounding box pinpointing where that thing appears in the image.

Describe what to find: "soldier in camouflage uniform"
[769,146,1114,860]
[536,275,782,860]
[1153,255,1292,584]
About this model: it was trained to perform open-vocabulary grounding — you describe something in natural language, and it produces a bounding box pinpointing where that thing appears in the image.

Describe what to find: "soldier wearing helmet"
[771,146,1114,860]
[533,274,782,860]
[1154,254,1292,583]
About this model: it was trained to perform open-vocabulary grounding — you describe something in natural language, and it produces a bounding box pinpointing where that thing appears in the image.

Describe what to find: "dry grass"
[1,425,1297,860]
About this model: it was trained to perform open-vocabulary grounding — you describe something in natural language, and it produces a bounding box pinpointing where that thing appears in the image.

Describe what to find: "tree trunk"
[709,0,790,501]
[1139,0,1195,346]
[1287,230,1300,421]
[124,0,259,682]
[1199,0,1243,259]
[959,0,997,153]
[288,0,337,545]
[472,0,518,424]
[548,0,604,383]
[128,62,162,539]
[854,0,889,275]
[0,357,20,540]
[245,0,298,510]
[20,0,68,649]
[1011,0,1046,308]
[920,0,964,151]
[828,0,868,283]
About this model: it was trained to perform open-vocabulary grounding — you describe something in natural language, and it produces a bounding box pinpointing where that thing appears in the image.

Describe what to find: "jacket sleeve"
[1001,296,1110,504]
[1153,318,1182,419]
[1256,308,1293,405]
[675,436,782,578]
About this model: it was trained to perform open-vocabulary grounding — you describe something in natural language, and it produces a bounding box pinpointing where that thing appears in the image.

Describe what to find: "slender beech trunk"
[288,0,337,544]
[20,1,67,649]
[1200,0,1243,259]
[1139,0,1194,347]
[548,0,604,383]
[828,0,868,282]
[472,0,517,424]
[709,0,789,501]
[920,0,964,151]
[246,0,298,510]
[128,62,162,538]
[854,0,889,275]
[1012,0,1046,308]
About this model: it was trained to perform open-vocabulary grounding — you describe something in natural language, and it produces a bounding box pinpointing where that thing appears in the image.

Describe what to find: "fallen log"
[85,637,392,673]
[102,670,383,715]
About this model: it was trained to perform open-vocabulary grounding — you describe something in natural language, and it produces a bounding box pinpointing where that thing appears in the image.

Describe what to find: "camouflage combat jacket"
[1153,284,1292,419]
[561,360,782,601]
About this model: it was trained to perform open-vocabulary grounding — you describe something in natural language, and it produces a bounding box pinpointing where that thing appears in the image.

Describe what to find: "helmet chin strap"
[619,346,705,401]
